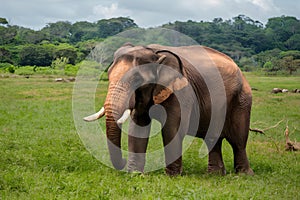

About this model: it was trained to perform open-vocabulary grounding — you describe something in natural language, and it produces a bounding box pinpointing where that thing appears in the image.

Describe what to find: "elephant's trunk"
[105,116,126,170]
[104,82,130,170]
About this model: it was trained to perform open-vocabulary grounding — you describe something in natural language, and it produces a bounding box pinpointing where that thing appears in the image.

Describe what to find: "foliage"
[19,44,54,66]
[0,15,300,74]
[0,26,17,45]
[14,66,35,75]
[0,47,13,63]
[238,57,256,71]
[51,57,69,70]
[41,21,72,42]
[0,62,12,68]
[0,17,8,25]
[7,65,15,73]
[0,63,16,73]
[163,15,300,59]
[280,56,300,75]
[0,17,137,67]
[14,27,48,44]
[263,61,274,70]
[53,43,78,65]
[64,64,79,76]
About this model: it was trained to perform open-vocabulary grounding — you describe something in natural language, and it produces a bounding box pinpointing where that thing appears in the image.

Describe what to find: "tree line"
[0,15,299,74]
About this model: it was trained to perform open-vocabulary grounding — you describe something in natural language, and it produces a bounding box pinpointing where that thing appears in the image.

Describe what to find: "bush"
[15,66,34,75]
[64,64,78,76]
[33,66,55,75]
[0,63,15,73]
[0,62,13,68]
[51,57,69,70]
[7,65,15,73]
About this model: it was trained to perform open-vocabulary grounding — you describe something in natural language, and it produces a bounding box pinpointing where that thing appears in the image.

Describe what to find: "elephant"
[84,43,254,176]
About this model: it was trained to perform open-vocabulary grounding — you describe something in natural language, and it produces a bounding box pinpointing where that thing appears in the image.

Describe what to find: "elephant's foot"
[127,163,144,174]
[127,156,145,173]
[165,166,183,176]
[208,164,226,175]
[207,139,226,175]
[165,158,183,176]
[232,149,254,175]
[235,167,254,176]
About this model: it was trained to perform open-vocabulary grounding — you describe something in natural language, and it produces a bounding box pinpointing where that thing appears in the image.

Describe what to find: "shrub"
[7,65,15,73]
[64,64,78,76]
[51,57,69,70]
[0,62,12,68]
[0,63,15,73]
[15,66,34,75]
[33,66,55,75]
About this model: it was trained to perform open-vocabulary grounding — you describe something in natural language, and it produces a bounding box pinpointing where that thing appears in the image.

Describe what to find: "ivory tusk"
[83,107,105,122]
[117,109,131,124]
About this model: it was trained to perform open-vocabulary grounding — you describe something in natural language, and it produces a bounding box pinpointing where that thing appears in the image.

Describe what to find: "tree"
[263,61,273,70]
[0,47,12,63]
[280,51,300,74]
[41,21,72,42]
[254,49,281,67]
[1,14,300,74]
[213,18,223,24]
[0,26,17,45]
[70,21,97,43]
[285,34,300,50]
[51,57,69,70]
[19,45,54,66]
[239,57,257,71]
[54,44,78,65]
[0,17,8,26]
[280,55,300,74]
[280,50,300,59]
[265,16,300,49]
[97,17,137,38]
[15,27,48,44]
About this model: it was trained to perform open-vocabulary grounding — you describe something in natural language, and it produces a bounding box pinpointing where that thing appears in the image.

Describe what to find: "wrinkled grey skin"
[102,43,254,176]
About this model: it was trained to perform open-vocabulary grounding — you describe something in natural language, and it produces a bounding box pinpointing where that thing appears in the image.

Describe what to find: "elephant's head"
[84,43,188,170]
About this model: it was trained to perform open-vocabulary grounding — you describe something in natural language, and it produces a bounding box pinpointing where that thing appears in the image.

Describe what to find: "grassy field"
[0,73,299,199]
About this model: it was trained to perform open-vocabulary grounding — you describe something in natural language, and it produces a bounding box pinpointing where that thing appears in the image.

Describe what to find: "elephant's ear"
[153,77,188,104]
[153,52,188,104]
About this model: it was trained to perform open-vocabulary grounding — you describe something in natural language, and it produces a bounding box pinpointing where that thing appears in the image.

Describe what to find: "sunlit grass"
[0,74,299,199]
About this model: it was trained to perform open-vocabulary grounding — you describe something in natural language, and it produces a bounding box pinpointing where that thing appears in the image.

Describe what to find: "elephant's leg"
[226,108,254,175]
[230,144,253,175]
[127,118,151,173]
[161,104,184,176]
[207,139,226,175]
[162,132,183,176]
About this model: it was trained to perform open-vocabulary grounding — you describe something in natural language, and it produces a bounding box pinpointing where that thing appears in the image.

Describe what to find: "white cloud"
[205,0,222,6]
[235,0,279,12]
[93,3,131,19]
[179,0,223,11]
[249,0,278,11]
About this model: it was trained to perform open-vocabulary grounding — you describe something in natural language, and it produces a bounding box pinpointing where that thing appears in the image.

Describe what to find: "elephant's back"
[149,44,240,74]
[180,45,240,75]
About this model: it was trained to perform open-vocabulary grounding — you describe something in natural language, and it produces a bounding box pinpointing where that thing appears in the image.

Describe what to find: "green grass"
[0,74,299,199]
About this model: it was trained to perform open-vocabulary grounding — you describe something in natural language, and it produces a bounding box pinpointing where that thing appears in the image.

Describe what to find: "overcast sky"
[1,0,300,30]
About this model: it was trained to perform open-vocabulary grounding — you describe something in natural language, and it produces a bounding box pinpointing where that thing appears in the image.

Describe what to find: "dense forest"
[0,15,299,75]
